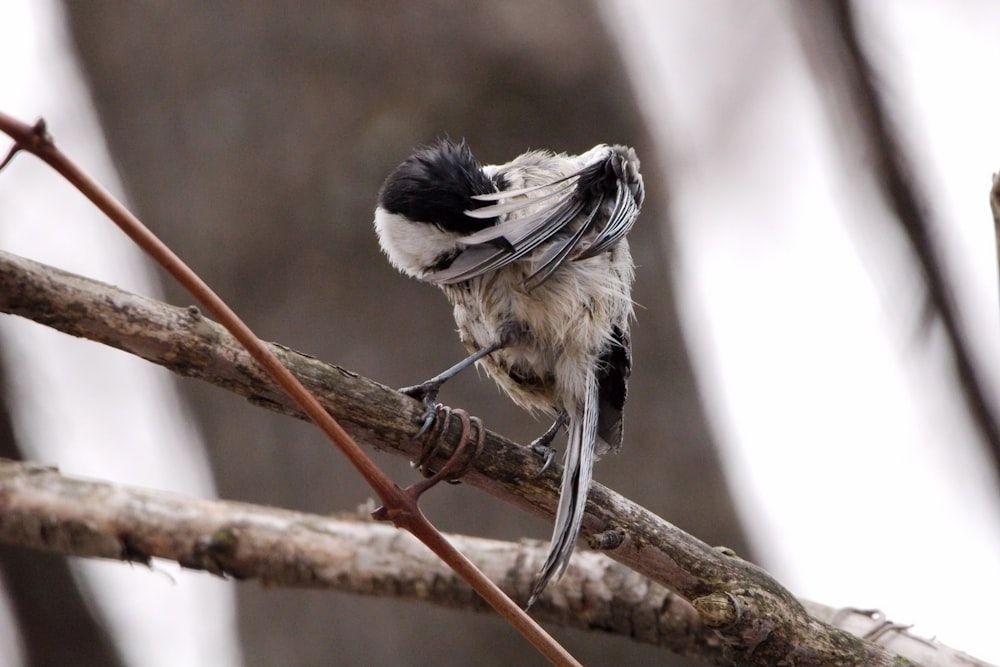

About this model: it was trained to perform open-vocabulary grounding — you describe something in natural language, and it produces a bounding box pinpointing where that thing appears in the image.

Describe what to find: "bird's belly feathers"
[442,242,633,415]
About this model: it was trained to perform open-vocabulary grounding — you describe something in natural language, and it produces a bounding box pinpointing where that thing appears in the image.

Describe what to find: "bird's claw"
[399,379,442,402]
[526,412,566,477]
[399,380,443,440]
[529,441,557,477]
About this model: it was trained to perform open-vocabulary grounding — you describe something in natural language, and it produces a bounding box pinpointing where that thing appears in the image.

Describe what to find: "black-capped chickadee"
[374,139,643,606]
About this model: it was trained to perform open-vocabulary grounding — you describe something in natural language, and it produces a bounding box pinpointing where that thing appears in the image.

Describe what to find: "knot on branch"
[192,527,241,578]
[588,527,626,550]
[691,589,777,652]
[692,590,742,628]
[0,117,52,171]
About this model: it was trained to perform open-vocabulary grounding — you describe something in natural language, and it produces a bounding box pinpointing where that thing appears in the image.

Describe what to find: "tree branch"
[0,458,717,658]
[0,249,925,665]
[1,457,982,666]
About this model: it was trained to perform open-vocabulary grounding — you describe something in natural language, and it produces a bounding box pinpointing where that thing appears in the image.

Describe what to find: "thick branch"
[0,250,915,665]
[0,458,715,660]
[0,458,978,666]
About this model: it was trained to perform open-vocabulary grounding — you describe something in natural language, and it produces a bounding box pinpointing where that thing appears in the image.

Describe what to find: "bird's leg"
[529,410,568,476]
[400,340,505,439]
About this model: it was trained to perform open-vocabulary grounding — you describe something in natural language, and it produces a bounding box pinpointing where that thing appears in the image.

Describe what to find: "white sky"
[605,0,1000,663]
[1,0,998,665]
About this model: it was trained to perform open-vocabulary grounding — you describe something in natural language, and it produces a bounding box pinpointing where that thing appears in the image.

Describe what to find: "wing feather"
[575,187,638,261]
[524,195,605,289]
[424,148,641,288]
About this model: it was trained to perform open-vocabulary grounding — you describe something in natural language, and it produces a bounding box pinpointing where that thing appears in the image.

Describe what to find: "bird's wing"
[423,153,639,289]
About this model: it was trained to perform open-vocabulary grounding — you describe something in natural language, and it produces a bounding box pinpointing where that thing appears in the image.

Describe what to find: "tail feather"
[527,369,599,607]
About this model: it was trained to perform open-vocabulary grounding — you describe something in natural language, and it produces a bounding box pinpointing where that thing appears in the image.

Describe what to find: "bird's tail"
[527,368,599,607]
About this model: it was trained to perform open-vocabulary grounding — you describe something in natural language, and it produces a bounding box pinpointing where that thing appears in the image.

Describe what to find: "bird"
[373,138,643,606]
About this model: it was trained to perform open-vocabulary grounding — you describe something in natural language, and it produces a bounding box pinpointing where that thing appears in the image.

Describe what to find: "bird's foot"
[527,412,567,476]
[399,379,444,440]
[528,440,557,477]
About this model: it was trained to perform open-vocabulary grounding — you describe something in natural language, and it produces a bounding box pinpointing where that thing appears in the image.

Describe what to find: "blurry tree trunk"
[0,360,125,667]
[792,0,1000,480]
[62,1,746,664]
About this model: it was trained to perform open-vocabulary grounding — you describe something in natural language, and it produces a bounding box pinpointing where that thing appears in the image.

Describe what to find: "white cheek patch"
[374,208,461,280]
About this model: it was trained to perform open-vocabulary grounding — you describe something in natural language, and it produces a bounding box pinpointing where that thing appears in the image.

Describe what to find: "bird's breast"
[441,243,632,413]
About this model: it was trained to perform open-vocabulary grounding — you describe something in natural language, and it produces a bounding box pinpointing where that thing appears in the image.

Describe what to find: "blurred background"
[0,1,998,665]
